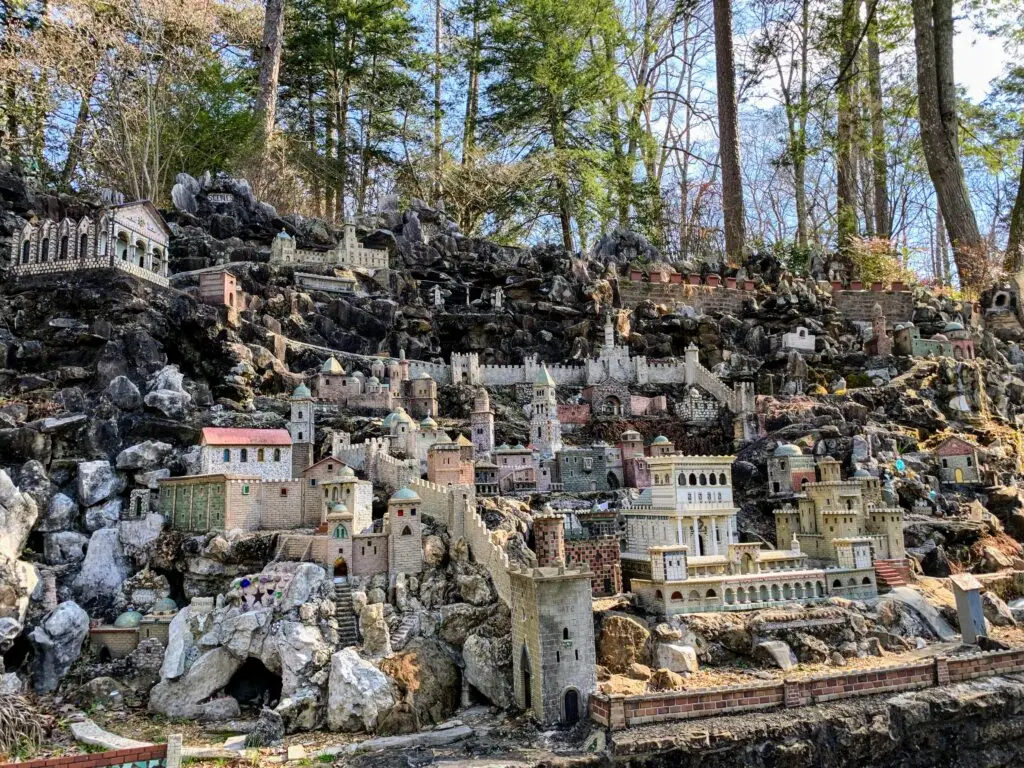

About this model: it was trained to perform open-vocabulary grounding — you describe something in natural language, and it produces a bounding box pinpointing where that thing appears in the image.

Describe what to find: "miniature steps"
[390,614,419,651]
[333,581,359,647]
[874,558,911,593]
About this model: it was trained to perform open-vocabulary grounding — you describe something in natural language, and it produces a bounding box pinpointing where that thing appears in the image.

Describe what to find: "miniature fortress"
[269,223,389,272]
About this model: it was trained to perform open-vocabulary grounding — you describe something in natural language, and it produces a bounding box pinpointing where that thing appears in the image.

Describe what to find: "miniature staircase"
[874,558,911,593]
[333,581,359,647]
[390,615,419,651]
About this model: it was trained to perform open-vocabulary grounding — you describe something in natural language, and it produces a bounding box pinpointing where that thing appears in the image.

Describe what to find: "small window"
[242,484,250,495]
[257,448,265,462]
[274,448,281,461]
[310,479,317,487]
[222,448,231,462]
[280,488,288,497]
[397,509,404,516]
[240,448,248,462]
[563,627,569,640]
[298,432,303,441]
[411,508,417,516]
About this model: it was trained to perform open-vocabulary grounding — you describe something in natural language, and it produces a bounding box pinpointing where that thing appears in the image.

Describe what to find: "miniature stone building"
[301,455,358,527]
[289,384,316,477]
[428,438,475,486]
[388,488,424,576]
[511,516,596,725]
[772,459,905,562]
[199,269,247,311]
[269,224,389,271]
[492,444,538,492]
[158,473,303,532]
[767,442,816,496]
[935,436,982,484]
[295,270,357,294]
[89,599,177,660]
[556,446,608,492]
[471,387,495,456]
[779,326,816,353]
[199,427,293,481]
[474,459,500,496]
[530,365,563,457]
[9,201,171,287]
[406,373,439,418]
[536,513,622,597]
[864,302,892,357]
[892,322,972,359]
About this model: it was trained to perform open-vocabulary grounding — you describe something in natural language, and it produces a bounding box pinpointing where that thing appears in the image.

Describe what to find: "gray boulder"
[0,469,40,624]
[359,603,391,658]
[144,390,192,419]
[29,600,89,692]
[982,591,1016,627]
[754,640,797,671]
[149,647,243,718]
[73,528,129,604]
[105,376,143,410]
[116,441,173,471]
[148,364,187,393]
[38,493,77,533]
[462,633,513,708]
[76,460,124,507]
[85,498,122,531]
[654,643,699,673]
[119,514,164,560]
[160,605,194,679]
[327,649,395,732]
[44,531,89,565]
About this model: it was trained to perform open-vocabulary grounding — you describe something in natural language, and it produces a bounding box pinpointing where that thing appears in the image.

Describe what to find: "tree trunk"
[462,5,479,165]
[1006,146,1024,272]
[911,0,985,289]
[936,201,950,284]
[835,0,859,251]
[336,75,350,221]
[307,85,321,217]
[432,0,443,205]
[793,0,810,250]
[60,72,97,189]
[867,9,890,238]
[712,0,745,261]
[257,0,286,147]
[550,105,574,253]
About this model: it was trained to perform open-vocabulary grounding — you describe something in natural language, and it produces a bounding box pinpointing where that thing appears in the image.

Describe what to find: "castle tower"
[529,365,562,456]
[471,387,495,456]
[388,487,423,577]
[511,562,597,725]
[870,302,892,357]
[816,456,842,482]
[603,313,615,351]
[533,512,565,567]
[289,383,315,477]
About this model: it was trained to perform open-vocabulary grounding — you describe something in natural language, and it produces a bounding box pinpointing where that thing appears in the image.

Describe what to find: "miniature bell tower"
[289,383,315,477]
[471,387,495,456]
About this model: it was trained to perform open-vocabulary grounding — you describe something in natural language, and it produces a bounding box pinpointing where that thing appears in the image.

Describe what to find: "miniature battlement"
[509,562,592,579]
[626,270,757,290]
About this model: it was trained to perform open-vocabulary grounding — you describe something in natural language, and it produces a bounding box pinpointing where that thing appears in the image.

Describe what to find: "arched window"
[298,411,304,420]
[222,448,230,462]
[59,235,69,260]
[40,237,49,262]
[257,448,265,462]
[240,448,248,462]
[678,473,686,486]
[21,240,29,263]
[689,473,697,485]
[671,591,683,601]
[699,473,707,485]
[136,241,147,267]
[79,233,88,258]
[719,472,726,485]
[562,627,569,640]
[655,589,663,599]
[705,589,717,598]
[709,473,717,485]
[333,525,348,539]
[401,525,412,536]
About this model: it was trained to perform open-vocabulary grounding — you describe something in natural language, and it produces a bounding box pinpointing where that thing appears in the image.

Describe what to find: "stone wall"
[590,647,1024,729]
[832,288,914,324]
[0,743,172,768]
[257,480,304,529]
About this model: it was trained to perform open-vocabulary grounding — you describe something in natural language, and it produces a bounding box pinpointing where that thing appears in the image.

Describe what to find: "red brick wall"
[534,516,565,567]
[591,649,1024,729]
[0,744,168,768]
[565,536,622,596]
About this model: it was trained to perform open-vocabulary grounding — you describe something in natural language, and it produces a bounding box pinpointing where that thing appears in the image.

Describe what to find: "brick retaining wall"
[590,647,1024,729]
[1,744,169,768]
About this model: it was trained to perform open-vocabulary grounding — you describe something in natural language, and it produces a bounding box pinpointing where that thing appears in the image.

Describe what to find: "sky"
[955,23,1010,101]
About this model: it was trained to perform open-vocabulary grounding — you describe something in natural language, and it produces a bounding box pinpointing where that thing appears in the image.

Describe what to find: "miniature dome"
[276,230,292,239]
[338,465,356,481]
[621,430,641,441]
[292,383,312,398]
[435,432,452,444]
[852,469,872,479]
[367,375,380,385]
[390,487,421,502]
[418,372,433,380]
[321,356,345,375]
[943,321,965,332]
[773,443,803,457]
[149,597,178,614]
[328,501,346,514]
[421,415,438,428]
[382,411,399,428]
[113,611,144,628]
[932,333,948,342]
[651,435,670,445]
[534,365,556,387]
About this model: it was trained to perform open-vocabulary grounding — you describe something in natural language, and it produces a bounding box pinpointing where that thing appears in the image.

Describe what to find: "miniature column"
[710,517,719,555]
[692,517,701,556]
[676,518,683,545]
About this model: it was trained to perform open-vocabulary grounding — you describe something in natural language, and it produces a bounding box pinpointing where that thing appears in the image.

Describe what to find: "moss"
[846,372,872,388]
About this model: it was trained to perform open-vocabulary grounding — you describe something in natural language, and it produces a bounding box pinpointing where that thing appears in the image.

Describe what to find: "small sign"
[209,192,234,204]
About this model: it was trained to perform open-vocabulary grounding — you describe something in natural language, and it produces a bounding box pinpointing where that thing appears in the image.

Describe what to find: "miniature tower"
[510,541,597,724]
[471,387,495,456]
[603,313,615,351]
[529,365,562,456]
[533,512,565,567]
[388,487,423,578]
[289,383,315,477]
[870,302,892,357]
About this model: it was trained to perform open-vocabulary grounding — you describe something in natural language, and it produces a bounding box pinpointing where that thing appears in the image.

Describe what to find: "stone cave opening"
[225,658,282,709]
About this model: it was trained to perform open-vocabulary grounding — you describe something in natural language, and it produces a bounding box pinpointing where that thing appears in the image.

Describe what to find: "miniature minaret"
[471,387,495,456]
[388,487,423,578]
[603,313,615,351]
[871,302,892,357]
[529,364,562,456]
[289,383,315,477]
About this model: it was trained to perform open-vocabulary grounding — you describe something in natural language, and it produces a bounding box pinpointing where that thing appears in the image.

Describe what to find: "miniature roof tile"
[534,364,556,387]
[390,487,421,501]
[321,356,345,374]
[455,434,473,446]
[201,427,292,446]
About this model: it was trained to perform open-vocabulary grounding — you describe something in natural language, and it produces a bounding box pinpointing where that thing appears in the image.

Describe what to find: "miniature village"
[5,171,1024,766]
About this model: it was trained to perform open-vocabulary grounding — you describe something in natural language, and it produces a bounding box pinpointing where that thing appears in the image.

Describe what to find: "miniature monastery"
[269,223,389,271]
[89,597,179,660]
[934,436,983,484]
[893,321,975,360]
[311,352,438,418]
[9,201,171,287]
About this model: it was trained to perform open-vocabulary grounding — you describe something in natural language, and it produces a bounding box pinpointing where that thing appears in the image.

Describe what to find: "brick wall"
[590,649,1024,729]
[353,532,389,577]
[617,282,750,315]
[832,289,914,324]
[565,536,622,596]
[0,743,169,768]
[258,481,304,529]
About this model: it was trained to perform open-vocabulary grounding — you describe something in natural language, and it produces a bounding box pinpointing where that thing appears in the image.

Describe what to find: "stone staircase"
[333,580,359,647]
[874,558,911,593]
[390,614,419,651]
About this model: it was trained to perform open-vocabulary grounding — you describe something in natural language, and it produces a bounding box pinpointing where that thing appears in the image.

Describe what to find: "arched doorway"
[520,646,532,710]
[563,689,580,724]
[954,467,964,482]
[740,553,754,575]
[601,396,621,416]
[607,472,619,489]
[334,555,348,578]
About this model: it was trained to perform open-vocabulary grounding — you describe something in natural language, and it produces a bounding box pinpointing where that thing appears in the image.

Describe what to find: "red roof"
[934,436,978,457]
[200,427,292,446]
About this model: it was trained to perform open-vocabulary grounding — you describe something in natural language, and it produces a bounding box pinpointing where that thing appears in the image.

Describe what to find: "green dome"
[421,415,438,428]
[113,611,144,628]
[651,435,670,445]
[292,383,311,398]
[149,597,178,614]
[943,321,965,332]
[390,487,421,502]
[338,465,356,480]
[773,443,803,457]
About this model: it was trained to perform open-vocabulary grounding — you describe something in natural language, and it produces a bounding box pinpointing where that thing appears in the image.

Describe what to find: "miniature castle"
[311,352,438,418]
[269,224,389,271]
[9,201,170,287]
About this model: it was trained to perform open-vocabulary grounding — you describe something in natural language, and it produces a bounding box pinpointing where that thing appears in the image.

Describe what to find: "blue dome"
[852,469,872,479]
[390,487,421,501]
[292,383,311,398]
[773,443,803,457]
[651,435,670,445]
[943,321,965,332]
[114,611,143,628]
[149,597,178,614]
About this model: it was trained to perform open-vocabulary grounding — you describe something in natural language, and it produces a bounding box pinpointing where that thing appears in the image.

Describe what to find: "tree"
[712,0,745,261]
[865,5,889,237]
[257,0,287,147]
[834,0,859,251]
[911,0,985,289]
